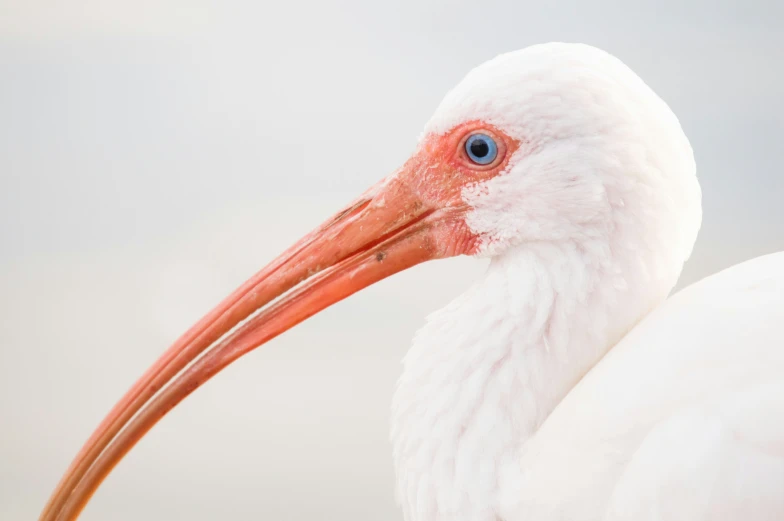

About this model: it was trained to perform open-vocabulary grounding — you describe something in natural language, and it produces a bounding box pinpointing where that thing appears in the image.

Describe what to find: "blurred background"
[1,1,782,519]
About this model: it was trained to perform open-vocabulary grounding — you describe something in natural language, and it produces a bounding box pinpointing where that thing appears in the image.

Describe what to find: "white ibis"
[41,42,784,521]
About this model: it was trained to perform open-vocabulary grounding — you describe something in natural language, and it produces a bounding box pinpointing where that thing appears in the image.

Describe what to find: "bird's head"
[42,43,701,521]
[421,43,701,263]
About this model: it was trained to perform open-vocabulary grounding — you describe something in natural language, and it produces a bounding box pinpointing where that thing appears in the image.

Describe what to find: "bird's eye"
[464,133,498,165]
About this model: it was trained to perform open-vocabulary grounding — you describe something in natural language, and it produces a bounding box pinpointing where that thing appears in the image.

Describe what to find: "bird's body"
[41,43,784,521]
[394,250,784,521]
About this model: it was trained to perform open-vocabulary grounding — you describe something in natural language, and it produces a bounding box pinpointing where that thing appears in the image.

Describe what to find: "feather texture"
[390,43,783,521]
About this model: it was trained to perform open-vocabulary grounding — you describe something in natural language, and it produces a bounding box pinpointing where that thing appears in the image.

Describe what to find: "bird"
[40,42,784,521]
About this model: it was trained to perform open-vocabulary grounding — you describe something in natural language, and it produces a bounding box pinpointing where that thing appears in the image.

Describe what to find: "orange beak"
[40,121,517,521]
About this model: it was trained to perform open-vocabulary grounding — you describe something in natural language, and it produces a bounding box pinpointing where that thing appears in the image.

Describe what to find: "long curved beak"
[40,167,464,521]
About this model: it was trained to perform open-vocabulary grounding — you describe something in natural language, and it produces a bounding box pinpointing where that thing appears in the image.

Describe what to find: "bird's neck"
[390,241,664,521]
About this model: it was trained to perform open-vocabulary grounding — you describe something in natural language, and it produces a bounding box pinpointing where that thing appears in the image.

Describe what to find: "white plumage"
[390,43,784,520]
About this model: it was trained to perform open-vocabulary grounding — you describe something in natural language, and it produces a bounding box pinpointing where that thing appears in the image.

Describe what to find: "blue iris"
[464,133,498,165]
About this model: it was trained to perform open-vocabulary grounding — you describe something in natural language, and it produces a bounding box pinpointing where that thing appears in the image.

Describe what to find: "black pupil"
[470,138,490,158]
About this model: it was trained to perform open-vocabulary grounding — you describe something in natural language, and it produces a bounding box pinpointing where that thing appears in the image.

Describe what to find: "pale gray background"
[1,1,782,520]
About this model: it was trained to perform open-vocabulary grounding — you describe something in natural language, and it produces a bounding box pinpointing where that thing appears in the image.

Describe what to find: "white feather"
[390,43,783,521]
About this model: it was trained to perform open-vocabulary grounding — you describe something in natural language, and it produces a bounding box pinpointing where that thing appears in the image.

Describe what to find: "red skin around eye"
[388,121,521,255]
